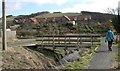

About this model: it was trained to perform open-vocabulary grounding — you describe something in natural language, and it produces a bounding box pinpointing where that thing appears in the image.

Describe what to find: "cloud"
[6,2,22,13]
[52,0,120,13]
[6,0,68,5]
[33,0,68,6]
[0,2,22,17]
[0,0,120,17]
[0,0,68,16]
[0,0,2,17]
[119,1,120,7]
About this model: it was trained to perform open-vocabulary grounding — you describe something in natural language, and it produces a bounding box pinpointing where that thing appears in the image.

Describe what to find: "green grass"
[35,13,80,18]
[118,42,120,48]
[118,43,120,68]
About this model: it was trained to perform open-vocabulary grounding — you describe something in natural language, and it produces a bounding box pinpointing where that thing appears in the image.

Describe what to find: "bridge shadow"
[24,45,63,62]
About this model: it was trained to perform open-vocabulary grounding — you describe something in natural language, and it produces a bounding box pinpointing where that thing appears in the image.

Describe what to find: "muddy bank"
[2,47,58,69]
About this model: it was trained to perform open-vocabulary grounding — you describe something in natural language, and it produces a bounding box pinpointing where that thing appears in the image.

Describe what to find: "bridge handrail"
[37,34,101,37]
[36,34,101,49]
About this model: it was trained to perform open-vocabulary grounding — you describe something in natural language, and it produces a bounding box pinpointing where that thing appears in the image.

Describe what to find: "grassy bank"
[118,43,120,69]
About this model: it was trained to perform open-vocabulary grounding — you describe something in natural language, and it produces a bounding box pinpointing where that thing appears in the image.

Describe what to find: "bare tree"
[106,6,120,42]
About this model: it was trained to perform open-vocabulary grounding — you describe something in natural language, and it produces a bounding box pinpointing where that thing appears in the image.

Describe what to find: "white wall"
[0,30,16,42]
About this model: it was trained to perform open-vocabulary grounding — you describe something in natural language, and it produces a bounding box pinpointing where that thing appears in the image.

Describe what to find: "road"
[88,38,118,69]
[7,39,37,47]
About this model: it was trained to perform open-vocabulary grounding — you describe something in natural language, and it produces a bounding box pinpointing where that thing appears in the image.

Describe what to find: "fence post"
[69,37,70,44]
[58,35,60,44]
[48,34,50,44]
[80,36,82,44]
[65,35,67,50]
[91,35,93,46]
[77,34,79,48]
[42,35,43,48]
[53,35,55,50]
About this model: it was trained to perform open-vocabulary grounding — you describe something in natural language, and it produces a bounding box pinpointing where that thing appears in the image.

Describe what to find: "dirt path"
[88,38,118,69]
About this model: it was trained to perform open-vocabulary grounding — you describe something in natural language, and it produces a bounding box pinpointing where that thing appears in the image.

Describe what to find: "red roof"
[36,18,46,22]
[30,18,37,22]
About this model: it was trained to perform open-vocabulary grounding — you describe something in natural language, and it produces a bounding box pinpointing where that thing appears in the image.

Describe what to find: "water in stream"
[60,50,81,64]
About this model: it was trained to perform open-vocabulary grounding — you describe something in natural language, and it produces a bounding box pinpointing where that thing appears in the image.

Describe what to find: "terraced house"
[14,15,91,25]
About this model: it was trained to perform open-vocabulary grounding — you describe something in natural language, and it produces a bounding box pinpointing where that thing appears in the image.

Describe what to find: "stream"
[60,50,81,64]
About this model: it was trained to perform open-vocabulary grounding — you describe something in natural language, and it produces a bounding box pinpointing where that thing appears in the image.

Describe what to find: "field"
[35,13,80,18]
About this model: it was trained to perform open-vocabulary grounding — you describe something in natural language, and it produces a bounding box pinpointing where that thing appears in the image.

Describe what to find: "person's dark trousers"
[108,40,113,51]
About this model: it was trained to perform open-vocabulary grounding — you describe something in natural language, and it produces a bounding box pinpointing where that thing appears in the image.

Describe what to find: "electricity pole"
[118,1,120,42]
[118,1,120,21]
[2,0,7,50]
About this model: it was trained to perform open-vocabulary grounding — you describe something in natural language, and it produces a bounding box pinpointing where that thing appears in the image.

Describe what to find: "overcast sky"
[0,0,120,17]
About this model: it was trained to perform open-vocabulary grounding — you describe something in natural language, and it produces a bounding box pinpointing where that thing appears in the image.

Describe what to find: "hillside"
[0,16,16,29]
[81,11,113,22]
[35,13,80,18]
[0,11,114,38]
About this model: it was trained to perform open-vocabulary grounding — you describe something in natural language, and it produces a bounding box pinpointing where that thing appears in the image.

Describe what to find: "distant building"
[19,15,91,25]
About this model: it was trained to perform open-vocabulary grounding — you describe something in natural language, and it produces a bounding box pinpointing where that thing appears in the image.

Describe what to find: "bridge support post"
[91,36,93,46]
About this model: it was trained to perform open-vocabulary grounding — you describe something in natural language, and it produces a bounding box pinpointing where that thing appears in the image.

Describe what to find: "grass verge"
[118,43,120,69]
[113,42,120,69]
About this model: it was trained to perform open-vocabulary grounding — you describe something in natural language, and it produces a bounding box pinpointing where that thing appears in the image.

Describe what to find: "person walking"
[105,28,114,51]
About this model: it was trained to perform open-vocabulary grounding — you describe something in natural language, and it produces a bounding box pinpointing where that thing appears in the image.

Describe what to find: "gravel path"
[88,38,117,69]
